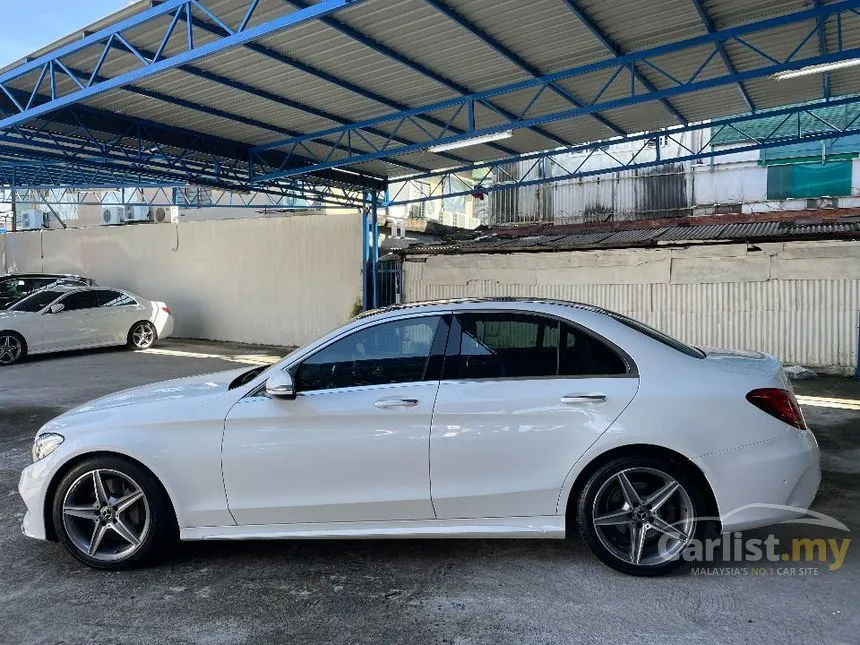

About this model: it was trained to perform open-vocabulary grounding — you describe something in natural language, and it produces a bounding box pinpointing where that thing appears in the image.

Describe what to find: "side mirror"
[265,371,296,399]
[48,303,65,314]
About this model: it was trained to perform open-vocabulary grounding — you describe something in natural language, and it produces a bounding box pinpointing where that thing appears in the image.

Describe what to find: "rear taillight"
[746,388,807,430]
[161,306,170,314]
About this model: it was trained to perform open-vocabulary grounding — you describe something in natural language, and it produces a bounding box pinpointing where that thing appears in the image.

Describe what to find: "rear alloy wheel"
[576,457,707,576]
[128,321,157,350]
[0,332,25,366]
[52,456,174,569]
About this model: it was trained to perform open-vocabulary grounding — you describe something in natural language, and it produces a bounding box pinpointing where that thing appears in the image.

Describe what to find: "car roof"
[356,298,612,320]
[0,273,89,281]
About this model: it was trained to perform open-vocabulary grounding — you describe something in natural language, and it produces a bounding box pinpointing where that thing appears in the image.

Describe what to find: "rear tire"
[576,456,708,576]
[127,321,157,350]
[51,455,175,570]
[0,331,26,366]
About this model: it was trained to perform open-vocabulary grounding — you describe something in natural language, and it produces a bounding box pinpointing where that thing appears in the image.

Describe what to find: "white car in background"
[18,299,819,576]
[0,285,173,365]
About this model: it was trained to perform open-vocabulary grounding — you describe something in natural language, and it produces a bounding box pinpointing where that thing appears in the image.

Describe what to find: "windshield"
[8,289,63,313]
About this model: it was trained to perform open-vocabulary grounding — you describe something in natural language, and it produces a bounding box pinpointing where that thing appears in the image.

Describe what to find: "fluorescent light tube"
[772,58,860,80]
[429,131,513,153]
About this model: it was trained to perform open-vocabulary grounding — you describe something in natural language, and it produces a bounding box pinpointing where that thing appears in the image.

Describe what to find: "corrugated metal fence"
[403,241,860,373]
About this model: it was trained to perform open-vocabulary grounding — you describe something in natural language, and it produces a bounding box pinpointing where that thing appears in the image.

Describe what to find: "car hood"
[0,309,32,319]
[48,366,257,428]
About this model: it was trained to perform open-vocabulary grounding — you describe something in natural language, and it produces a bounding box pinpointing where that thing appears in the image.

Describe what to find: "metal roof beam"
[387,96,860,206]
[814,0,831,99]
[250,0,860,181]
[0,88,387,190]
[0,101,385,190]
[689,0,756,112]
[390,95,860,186]
[0,0,367,131]
[283,0,577,148]
[423,0,629,135]
[559,0,689,124]
[151,1,477,167]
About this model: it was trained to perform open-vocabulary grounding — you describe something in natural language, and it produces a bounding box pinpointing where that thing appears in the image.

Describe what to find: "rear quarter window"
[609,313,705,359]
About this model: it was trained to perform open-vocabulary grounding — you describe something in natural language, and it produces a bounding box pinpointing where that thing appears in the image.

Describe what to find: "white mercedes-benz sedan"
[0,285,173,365]
[18,299,819,575]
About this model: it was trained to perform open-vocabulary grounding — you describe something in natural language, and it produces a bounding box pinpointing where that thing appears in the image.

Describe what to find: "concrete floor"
[0,341,858,645]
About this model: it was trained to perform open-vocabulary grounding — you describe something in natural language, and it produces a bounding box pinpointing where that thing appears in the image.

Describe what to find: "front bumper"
[694,427,820,533]
[18,457,56,541]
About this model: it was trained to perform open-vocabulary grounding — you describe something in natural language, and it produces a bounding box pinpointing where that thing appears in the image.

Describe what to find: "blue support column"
[371,193,379,310]
[361,196,370,312]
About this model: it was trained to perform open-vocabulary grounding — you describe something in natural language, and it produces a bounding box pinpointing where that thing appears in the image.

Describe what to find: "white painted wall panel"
[403,241,860,373]
[2,215,362,347]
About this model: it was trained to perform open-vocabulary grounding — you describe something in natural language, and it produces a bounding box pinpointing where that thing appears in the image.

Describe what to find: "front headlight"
[32,433,64,463]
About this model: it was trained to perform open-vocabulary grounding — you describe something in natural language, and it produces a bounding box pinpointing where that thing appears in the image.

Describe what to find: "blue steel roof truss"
[386,96,860,206]
[3,185,328,210]
[0,0,858,206]
[0,105,369,207]
[251,0,860,183]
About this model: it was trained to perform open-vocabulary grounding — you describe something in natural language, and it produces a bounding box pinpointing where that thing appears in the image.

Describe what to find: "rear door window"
[448,312,628,380]
[95,290,137,307]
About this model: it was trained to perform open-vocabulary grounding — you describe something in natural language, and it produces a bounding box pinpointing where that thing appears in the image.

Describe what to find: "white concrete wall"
[403,240,860,373]
[3,214,362,347]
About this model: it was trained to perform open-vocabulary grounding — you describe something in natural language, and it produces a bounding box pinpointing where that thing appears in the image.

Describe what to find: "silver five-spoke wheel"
[591,467,695,567]
[61,469,151,562]
[0,333,23,365]
[130,322,156,350]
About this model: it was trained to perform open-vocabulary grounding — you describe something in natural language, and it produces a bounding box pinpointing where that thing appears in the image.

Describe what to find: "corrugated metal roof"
[656,225,729,241]
[407,215,860,254]
[0,0,858,189]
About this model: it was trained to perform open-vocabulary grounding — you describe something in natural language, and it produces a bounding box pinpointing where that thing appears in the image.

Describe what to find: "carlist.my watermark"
[654,505,851,576]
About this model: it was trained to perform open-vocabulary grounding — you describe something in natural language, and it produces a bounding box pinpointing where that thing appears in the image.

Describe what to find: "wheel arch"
[0,328,28,348]
[561,443,720,533]
[43,450,178,542]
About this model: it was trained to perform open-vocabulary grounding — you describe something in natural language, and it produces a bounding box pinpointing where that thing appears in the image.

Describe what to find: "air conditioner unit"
[16,210,45,230]
[150,206,169,223]
[101,206,124,226]
[124,205,151,222]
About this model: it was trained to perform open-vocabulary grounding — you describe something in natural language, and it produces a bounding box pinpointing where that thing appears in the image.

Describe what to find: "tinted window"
[295,316,443,392]
[95,290,136,307]
[559,322,627,376]
[58,291,97,312]
[450,313,627,380]
[8,289,63,312]
[0,278,28,298]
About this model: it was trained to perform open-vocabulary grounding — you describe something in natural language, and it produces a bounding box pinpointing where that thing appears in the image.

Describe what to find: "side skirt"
[180,516,566,541]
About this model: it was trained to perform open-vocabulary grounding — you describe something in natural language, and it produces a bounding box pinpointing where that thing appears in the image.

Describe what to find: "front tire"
[576,456,707,576]
[52,455,175,570]
[128,321,157,350]
[0,331,26,366]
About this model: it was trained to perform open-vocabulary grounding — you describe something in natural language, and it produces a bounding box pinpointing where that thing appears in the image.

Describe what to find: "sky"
[0,1,128,68]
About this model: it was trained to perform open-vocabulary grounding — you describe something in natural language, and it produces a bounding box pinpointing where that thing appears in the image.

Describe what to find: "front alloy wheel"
[577,458,707,576]
[52,456,174,569]
[0,333,24,365]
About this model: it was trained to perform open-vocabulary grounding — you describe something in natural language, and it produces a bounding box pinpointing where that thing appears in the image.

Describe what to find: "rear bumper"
[155,314,174,340]
[695,427,820,533]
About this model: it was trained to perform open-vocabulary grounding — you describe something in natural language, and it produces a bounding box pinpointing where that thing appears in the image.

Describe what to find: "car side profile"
[0,285,173,365]
[18,299,819,575]
[0,273,96,310]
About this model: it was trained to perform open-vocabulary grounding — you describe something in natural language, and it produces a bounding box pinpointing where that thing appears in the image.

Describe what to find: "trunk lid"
[700,347,790,389]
